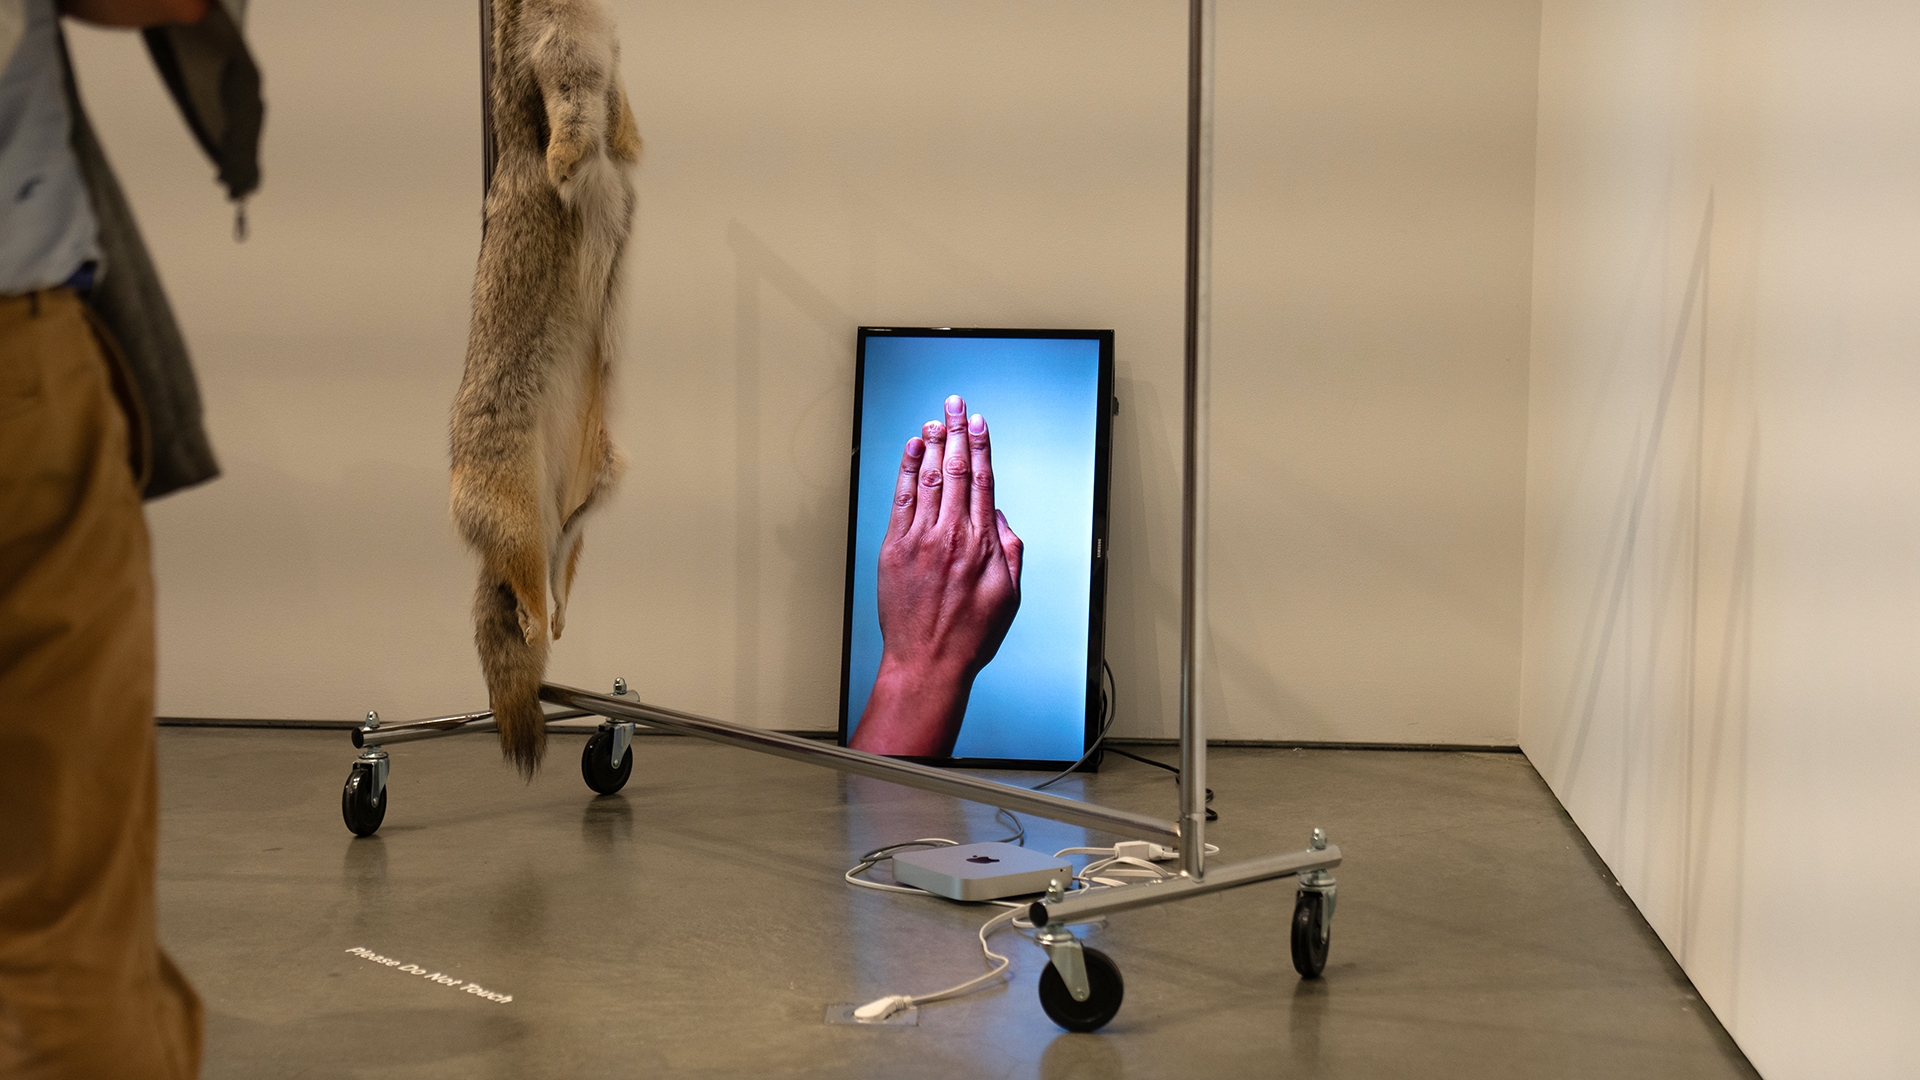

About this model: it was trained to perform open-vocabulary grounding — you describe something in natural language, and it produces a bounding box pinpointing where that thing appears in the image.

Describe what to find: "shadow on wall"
[840,187,1056,325]
[1528,192,1757,1014]
[1106,372,1175,737]
[728,221,852,728]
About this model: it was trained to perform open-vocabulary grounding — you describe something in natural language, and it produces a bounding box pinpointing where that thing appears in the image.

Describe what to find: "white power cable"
[853,902,1031,1021]
[844,839,959,896]
[848,888,1030,1021]
[845,838,1218,1021]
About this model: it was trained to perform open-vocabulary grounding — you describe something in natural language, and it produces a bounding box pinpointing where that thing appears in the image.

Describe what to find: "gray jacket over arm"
[57,0,261,500]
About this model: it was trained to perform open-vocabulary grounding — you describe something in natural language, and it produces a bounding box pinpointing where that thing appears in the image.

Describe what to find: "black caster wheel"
[1291,889,1330,978]
[1037,947,1125,1032]
[581,727,633,795]
[341,763,386,837]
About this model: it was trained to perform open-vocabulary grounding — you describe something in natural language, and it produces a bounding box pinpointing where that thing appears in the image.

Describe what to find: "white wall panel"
[1525,2,1920,1074]
[1209,0,1538,743]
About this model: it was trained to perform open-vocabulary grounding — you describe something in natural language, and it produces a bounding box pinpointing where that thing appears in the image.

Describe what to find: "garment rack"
[336,0,1342,1032]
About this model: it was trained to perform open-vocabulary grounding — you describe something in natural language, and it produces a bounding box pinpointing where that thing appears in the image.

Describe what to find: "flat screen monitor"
[838,327,1114,767]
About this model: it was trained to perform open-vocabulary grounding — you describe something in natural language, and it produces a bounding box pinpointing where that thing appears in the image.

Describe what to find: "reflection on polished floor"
[156,728,1756,1079]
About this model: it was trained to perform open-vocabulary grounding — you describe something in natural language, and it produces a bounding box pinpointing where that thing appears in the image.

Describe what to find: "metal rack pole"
[538,683,1183,843]
[479,0,496,196]
[1178,0,1216,881]
[350,708,595,748]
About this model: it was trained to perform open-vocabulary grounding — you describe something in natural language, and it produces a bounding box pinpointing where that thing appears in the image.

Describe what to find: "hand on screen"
[850,395,1024,757]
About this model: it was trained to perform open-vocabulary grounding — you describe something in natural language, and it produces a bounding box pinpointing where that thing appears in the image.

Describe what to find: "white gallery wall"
[69,0,1542,744]
[1524,1,1920,1076]
[1210,0,1538,745]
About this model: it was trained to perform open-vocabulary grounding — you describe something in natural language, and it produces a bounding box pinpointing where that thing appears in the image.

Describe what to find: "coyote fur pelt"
[450,0,639,778]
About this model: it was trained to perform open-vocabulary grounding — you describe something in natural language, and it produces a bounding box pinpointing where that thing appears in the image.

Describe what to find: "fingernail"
[906,437,924,457]
[946,395,964,416]
[924,421,943,439]
[969,414,985,434]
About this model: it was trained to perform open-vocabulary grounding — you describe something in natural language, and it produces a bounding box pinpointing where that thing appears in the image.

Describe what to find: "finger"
[967,412,997,529]
[936,394,970,529]
[997,510,1023,590]
[885,436,925,540]
[911,420,946,534]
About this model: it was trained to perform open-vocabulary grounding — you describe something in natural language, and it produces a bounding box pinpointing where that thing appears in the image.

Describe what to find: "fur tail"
[474,575,549,780]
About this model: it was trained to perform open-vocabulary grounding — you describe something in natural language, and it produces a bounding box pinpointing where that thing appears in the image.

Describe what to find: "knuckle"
[920,470,943,488]
[894,491,915,507]
[944,458,970,477]
[973,469,993,492]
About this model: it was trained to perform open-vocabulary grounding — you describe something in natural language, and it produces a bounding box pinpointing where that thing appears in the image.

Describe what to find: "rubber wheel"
[1291,889,1330,978]
[581,728,633,795]
[341,763,386,837]
[1037,947,1125,1032]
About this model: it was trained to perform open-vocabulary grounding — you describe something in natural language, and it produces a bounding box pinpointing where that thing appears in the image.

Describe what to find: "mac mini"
[889,842,1073,902]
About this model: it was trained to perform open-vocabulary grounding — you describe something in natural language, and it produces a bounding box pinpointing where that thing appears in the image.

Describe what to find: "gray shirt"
[0,0,99,295]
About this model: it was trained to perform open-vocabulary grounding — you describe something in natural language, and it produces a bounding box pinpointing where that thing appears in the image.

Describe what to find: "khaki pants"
[0,289,202,1079]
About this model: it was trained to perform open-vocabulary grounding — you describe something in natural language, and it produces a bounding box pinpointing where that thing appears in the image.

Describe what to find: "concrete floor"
[155,728,1757,1079]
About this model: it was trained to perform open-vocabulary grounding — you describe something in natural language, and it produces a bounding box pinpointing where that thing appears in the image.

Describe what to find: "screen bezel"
[836,326,1116,770]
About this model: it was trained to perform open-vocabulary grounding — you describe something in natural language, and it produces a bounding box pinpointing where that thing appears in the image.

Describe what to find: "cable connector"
[852,994,913,1022]
[1114,840,1180,863]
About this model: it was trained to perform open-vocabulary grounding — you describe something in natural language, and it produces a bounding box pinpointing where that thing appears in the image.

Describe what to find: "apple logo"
[965,855,1000,864]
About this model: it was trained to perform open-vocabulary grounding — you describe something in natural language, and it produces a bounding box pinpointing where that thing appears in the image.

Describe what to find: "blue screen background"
[845,334,1102,761]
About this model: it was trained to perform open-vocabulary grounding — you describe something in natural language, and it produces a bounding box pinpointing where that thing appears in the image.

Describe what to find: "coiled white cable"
[845,838,1217,1021]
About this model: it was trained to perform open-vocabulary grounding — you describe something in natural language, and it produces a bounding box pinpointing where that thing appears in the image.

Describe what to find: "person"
[849,394,1025,758]
[2,1,259,1076]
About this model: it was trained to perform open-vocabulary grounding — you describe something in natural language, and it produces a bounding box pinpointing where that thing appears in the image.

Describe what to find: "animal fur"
[450,0,639,778]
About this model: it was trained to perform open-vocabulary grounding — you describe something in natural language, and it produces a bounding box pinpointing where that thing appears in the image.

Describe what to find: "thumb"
[996,510,1023,590]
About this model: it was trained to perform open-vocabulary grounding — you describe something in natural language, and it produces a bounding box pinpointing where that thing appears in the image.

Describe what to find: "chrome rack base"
[1028,844,1342,927]
[538,682,1182,844]
[351,707,593,748]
